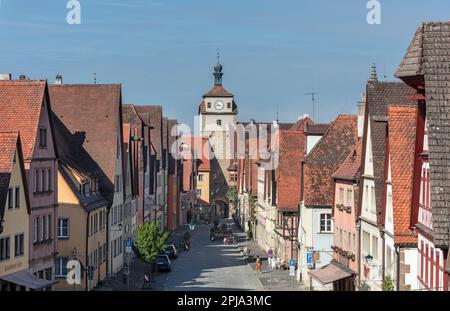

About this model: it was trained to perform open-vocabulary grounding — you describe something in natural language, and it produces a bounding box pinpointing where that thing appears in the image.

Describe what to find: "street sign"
[125,239,133,253]
[289,266,296,276]
[307,252,313,264]
[268,249,273,258]
[289,259,296,267]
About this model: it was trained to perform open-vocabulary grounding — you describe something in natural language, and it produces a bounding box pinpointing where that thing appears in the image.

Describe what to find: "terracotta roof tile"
[133,105,162,160]
[0,80,47,161]
[0,132,20,217]
[396,22,450,247]
[203,85,234,98]
[304,115,358,207]
[276,129,305,211]
[49,84,122,201]
[332,140,362,181]
[364,82,416,224]
[0,132,30,218]
[388,106,418,245]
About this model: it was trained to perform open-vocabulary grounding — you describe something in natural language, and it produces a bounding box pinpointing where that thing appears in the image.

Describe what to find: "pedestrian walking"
[255,255,261,273]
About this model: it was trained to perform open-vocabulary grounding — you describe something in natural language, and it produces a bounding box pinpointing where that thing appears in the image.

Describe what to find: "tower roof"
[203,85,234,98]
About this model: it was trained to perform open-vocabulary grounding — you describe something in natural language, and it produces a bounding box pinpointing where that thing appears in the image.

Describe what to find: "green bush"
[382,275,395,291]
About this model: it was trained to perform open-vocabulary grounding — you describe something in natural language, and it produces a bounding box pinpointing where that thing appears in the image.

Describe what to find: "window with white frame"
[39,128,48,148]
[347,189,352,206]
[319,213,332,233]
[372,236,378,261]
[14,233,24,256]
[33,217,38,243]
[43,215,48,241]
[7,188,13,209]
[58,218,69,239]
[46,168,51,191]
[55,257,68,277]
[33,170,37,193]
[362,231,370,257]
[39,215,44,241]
[0,236,10,260]
[47,215,52,239]
[339,188,344,204]
[40,169,45,192]
[15,187,20,208]
[370,186,376,213]
[364,185,369,211]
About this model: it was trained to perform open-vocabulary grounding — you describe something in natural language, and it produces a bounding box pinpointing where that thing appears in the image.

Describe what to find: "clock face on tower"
[214,100,224,110]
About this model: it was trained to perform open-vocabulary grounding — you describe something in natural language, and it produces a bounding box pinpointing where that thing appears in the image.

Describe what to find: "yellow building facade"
[54,164,108,291]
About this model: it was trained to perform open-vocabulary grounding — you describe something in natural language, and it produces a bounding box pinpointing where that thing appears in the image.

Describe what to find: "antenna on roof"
[93,73,97,84]
[276,104,279,123]
[217,48,220,64]
[305,92,318,121]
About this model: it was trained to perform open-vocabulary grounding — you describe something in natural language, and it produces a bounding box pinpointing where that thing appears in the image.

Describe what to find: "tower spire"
[213,50,223,86]
[369,63,378,82]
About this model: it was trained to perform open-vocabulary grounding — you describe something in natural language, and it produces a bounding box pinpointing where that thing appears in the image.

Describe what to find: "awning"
[308,261,354,286]
[0,269,57,290]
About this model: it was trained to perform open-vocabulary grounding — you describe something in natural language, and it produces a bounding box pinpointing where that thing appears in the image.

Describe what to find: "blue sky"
[0,0,448,126]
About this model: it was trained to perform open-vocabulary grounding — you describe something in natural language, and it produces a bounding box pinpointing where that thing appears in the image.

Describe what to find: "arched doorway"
[213,199,229,219]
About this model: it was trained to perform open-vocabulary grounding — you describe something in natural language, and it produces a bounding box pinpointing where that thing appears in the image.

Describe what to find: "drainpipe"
[356,220,361,289]
[395,246,400,291]
[381,231,386,285]
[86,211,90,291]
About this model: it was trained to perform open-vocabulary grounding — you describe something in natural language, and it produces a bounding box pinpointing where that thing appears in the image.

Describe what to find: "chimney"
[55,74,63,85]
[357,92,366,139]
[0,73,11,81]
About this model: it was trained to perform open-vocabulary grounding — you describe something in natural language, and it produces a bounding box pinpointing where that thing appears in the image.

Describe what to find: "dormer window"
[39,128,48,149]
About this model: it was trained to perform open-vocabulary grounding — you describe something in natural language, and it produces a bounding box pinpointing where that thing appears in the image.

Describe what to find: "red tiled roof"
[363,82,416,224]
[396,22,450,247]
[0,80,47,161]
[304,115,358,207]
[276,130,305,211]
[49,84,122,201]
[133,105,162,160]
[181,136,211,171]
[0,132,30,217]
[388,105,418,245]
[332,140,362,181]
[203,85,234,98]
[0,132,19,217]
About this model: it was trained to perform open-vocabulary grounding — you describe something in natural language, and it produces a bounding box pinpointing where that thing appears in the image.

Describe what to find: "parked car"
[156,254,171,272]
[164,244,178,259]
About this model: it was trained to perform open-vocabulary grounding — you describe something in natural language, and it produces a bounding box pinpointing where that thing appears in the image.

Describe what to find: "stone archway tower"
[198,58,238,218]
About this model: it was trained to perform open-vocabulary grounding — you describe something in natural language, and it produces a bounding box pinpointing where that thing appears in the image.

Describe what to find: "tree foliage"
[226,187,238,202]
[134,222,168,264]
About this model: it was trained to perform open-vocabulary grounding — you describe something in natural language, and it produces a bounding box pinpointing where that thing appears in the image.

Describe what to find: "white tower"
[198,58,237,160]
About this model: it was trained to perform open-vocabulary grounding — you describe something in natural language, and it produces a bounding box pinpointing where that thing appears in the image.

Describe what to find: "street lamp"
[365,254,374,266]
